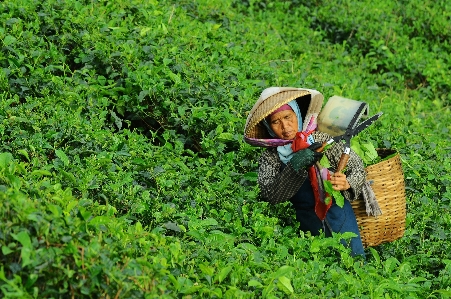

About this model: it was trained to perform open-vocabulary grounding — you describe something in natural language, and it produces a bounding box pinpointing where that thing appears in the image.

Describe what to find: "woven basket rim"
[365,148,400,170]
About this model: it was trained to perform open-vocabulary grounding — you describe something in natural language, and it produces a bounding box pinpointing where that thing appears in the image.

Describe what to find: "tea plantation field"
[1,0,451,298]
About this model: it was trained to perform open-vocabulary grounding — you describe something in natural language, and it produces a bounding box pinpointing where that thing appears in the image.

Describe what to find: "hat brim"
[243,87,324,147]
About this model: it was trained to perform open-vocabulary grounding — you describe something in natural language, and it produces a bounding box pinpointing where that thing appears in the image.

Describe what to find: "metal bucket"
[317,96,369,136]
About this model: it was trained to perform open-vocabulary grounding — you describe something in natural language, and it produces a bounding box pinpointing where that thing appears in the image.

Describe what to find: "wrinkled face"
[269,109,298,140]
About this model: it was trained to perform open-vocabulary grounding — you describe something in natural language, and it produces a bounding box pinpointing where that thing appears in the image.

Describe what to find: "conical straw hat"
[243,87,324,147]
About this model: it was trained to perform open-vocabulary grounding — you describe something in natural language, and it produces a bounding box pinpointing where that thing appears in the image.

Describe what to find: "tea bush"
[1,0,451,298]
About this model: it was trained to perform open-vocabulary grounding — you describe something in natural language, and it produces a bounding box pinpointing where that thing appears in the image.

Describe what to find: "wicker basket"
[351,149,406,248]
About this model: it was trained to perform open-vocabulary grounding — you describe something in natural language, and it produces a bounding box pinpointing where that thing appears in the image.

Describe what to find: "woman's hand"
[330,172,351,191]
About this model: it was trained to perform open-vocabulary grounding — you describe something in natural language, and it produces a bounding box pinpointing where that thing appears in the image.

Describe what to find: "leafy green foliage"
[351,136,380,166]
[1,0,451,297]
[323,180,345,208]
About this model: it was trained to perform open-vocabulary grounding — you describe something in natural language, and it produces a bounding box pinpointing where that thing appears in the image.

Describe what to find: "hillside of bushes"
[1,0,451,298]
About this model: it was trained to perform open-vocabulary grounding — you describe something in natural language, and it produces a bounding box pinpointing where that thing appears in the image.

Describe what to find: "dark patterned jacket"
[258,131,366,204]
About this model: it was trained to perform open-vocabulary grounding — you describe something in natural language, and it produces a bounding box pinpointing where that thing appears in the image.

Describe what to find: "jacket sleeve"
[313,131,366,201]
[257,149,308,204]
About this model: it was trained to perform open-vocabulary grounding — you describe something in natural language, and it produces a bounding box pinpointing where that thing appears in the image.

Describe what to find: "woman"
[244,87,367,257]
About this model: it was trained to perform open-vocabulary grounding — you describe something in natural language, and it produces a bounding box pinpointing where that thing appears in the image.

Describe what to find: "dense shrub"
[1,0,451,298]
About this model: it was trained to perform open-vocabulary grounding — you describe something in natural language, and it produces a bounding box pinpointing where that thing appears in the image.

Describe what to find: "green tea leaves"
[11,231,32,267]
[351,137,380,166]
[0,152,13,170]
[55,149,69,166]
[248,279,263,287]
[218,266,233,283]
[323,180,345,208]
[2,246,14,256]
[277,276,294,295]
[2,35,17,46]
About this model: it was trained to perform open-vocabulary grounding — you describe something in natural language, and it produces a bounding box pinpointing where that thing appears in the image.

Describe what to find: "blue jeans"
[290,178,365,258]
[324,199,365,257]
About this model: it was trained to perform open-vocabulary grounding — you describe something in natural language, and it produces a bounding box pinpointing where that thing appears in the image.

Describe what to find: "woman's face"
[269,109,298,140]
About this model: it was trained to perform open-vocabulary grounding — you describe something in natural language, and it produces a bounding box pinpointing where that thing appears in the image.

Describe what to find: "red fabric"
[291,130,315,152]
[292,131,332,220]
[308,166,332,220]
